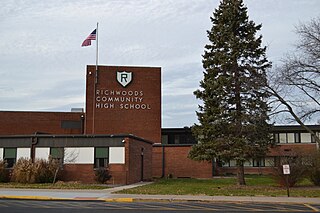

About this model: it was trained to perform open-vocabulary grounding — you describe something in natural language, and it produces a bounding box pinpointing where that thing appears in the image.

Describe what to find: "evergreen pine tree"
[189,0,272,185]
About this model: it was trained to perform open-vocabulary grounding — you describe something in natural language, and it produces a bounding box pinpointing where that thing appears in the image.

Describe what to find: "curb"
[0,195,134,203]
[100,198,134,202]
[110,196,320,205]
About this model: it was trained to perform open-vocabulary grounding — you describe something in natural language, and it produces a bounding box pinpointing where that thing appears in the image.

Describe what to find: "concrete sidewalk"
[0,182,320,204]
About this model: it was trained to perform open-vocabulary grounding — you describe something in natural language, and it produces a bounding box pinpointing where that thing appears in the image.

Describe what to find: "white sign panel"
[283,164,290,175]
[117,71,132,87]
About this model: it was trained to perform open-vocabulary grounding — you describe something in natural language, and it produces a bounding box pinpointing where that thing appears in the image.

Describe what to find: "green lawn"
[117,175,320,197]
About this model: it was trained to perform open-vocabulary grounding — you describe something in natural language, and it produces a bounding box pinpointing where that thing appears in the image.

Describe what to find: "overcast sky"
[0,0,319,127]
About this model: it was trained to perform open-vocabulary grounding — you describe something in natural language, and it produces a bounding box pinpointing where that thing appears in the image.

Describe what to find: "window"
[229,160,236,167]
[219,160,231,167]
[301,133,311,143]
[161,135,168,144]
[61,120,81,129]
[221,160,253,167]
[244,160,252,167]
[294,133,301,143]
[4,148,17,168]
[287,133,294,143]
[311,134,316,143]
[163,131,197,145]
[50,147,64,165]
[95,147,109,168]
[174,135,180,144]
[253,158,265,167]
[274,133,279,143]
[279,133,287,143]
[168,134,175,144]
[265,157,275,167]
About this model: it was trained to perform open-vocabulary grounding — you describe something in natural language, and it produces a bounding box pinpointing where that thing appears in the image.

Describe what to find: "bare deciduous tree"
[268,17,320,144]
[52,148,79,184]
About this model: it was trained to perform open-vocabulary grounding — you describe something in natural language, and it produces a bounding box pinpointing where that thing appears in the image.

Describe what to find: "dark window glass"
[161,135,168,144]
[162,130,197,145]
[4,148,17,168]
[95,158,108,168]
[168,134,175,144]
[311,134,316,143]
[294,133,301,143]
[61,120,81,129]
[274,133,279,143]
[5,158,16,168]
[253,158,265,167]
[50,147,64,165]
[94,147,109,168]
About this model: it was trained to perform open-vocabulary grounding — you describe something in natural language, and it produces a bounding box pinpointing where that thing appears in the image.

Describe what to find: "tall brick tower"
[85,65,161,143]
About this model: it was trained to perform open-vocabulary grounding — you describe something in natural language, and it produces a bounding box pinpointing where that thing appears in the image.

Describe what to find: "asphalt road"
[0,199,319,212]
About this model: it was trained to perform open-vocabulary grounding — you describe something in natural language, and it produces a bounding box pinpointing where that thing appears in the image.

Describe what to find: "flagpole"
[93,22,99,134]
[95,22,99,84]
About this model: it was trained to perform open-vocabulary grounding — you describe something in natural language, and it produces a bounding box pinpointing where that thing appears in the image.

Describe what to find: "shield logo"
[117,71,132,87]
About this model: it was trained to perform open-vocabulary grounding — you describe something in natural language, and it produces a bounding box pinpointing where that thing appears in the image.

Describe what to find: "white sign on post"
[283,164,290,175]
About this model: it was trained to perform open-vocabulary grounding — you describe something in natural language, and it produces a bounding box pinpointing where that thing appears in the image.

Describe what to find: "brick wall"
[216,167,275,176]
[62,164,95,183]
[268,143,318,156]
[108,164,126,185]
[152,145,213,178]
[62,164,128,184]
[0,111,83,135]
[125,137,153,184]
[85,65,161,143]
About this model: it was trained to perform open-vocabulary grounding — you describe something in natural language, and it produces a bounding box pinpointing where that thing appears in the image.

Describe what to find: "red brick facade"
[217,166,275,175]
[62,164,96,183]
[125,137,153,184]
[108,164,126,185]
[0,111,83,135]
[50,136,153,184]
[152,145,213,178]
[85,65,161,143]
[268,143,318,156]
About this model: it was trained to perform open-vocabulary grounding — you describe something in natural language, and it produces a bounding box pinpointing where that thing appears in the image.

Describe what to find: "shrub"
[11,158,61,184]
[11,158,35,183]
[95,167,112,184]
[273,154,309,187]
[34,158,60,183]
[309,151,320,186]
[0,160,9,182]
[310,170,320,186]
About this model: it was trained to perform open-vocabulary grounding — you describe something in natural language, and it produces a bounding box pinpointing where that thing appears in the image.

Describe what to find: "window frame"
[252,158,265,167]
[3,147,17,168]
[50,147,64,166]
[279,133,287,144]
[311,133,316,143]
[94,147,109,168]
[294,133,301,143]
[274,133,280,143]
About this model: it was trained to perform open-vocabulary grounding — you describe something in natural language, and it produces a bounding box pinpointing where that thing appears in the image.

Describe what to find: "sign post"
[282,164,290,197]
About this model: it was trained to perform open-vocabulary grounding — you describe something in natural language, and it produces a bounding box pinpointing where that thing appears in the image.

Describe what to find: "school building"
[0,65,318,184]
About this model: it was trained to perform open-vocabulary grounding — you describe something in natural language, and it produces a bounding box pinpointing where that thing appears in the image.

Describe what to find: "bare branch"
[267,85,320,145]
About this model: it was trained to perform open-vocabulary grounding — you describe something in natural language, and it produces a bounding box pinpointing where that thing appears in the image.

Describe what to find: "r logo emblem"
[117,71,132,87]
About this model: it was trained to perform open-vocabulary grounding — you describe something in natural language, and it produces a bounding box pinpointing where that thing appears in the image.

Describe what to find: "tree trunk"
[52,167,59,185]
[236,161,246,185]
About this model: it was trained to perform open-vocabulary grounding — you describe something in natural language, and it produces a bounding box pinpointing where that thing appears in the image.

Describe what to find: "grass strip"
[117,175,320,197]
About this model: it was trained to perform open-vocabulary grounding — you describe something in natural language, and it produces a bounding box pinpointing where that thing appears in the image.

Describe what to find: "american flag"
[81,29,96,47]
